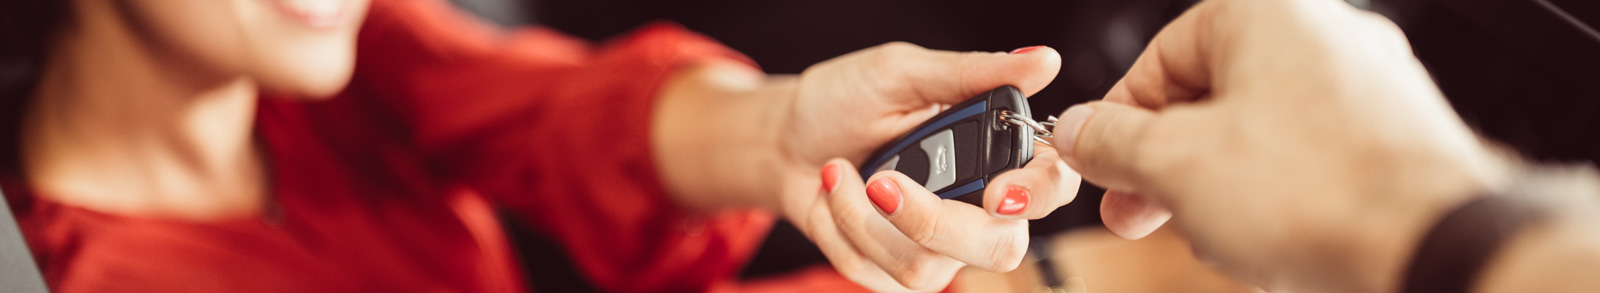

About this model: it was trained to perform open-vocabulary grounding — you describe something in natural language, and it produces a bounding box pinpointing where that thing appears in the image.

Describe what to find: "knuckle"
[828,201,869,235]
[1361,12,1415,53]
[890,254,943,289]
[907,210,943,247]
[830,255,868,280]
[869,42,913,62]
[984,229,1028,271]
[952,53,979,86]
[876,41,921,53]
[1358,11,1396,27]
[868,42,925,68]
[862,49,904,79]
[1358,11,1405,37]
[1055,166,1083,201]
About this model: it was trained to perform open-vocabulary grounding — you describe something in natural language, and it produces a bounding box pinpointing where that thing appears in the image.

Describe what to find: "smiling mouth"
[268,0,348,29]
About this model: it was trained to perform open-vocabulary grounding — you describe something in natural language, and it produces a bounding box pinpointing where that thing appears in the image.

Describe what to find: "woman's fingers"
[982,143,1082,220]
[821,159,965,290]
[867,42,1062,104]
[860,171,1031,273]
[797,190,909,290]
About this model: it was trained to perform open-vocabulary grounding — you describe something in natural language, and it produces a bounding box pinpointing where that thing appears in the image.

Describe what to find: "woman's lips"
[269,0,347,29]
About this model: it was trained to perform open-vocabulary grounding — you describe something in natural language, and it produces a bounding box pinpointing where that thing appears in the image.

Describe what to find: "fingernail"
[1054,104,1094,157]
[997,186,1030,215]
[1009,46,1045,54]
[865,178,902,215]
[821,163,842,193]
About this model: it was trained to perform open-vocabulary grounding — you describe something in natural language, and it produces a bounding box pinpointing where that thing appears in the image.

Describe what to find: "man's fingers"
[865,172,1031,273]
[1105,0,1219,109]
[870,42,1062,105]
[1099,190,1172,240]
[982,144,1082,220]
[1053,101,1161,192]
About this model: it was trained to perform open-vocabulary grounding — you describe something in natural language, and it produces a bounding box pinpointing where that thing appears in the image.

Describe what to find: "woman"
[0,0,1080,291]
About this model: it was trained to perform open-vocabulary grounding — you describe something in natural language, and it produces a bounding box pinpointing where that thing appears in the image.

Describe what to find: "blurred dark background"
[451,0,1600,290]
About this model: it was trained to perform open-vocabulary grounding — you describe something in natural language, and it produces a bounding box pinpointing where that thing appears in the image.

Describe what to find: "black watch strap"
[1402,194,1544,293]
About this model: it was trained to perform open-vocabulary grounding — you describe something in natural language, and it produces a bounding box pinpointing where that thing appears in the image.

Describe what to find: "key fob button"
[875,155,900,173]
[894,145,930,186]
[859,86,1033,205]
[919,129,958,191]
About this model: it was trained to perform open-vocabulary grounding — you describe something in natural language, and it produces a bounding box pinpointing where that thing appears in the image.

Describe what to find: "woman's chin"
[252,44,357,99]
[256,68,353,99]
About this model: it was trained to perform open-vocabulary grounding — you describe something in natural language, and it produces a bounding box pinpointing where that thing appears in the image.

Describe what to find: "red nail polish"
[865,178,902,214]
[821,164,841,193]
[1009,46,1045,54]
[997,186,1030,215]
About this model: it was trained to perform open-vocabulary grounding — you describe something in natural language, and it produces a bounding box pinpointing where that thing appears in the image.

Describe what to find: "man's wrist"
[1385,162,1600,293]
[1333,147,1519,293]
[1401,193,1547,293]
[1474,209,1600,293]
[1470,165,1600,293]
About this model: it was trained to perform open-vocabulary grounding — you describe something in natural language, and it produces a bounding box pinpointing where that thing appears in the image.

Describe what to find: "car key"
[859,85,1056,206]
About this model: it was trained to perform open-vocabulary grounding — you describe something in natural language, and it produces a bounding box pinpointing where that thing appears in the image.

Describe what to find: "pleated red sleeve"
[349,0,777,290]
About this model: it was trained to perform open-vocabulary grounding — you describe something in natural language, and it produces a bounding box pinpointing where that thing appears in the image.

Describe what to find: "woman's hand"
[1049,0,1515,291]
[653,42,1074,291]
[778,43,1078,291]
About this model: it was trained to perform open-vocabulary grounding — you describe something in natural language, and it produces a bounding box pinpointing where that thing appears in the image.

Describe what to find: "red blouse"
[1,0,870,291]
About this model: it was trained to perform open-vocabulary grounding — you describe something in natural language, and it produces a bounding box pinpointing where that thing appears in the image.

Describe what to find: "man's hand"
[1049,0,1515,292]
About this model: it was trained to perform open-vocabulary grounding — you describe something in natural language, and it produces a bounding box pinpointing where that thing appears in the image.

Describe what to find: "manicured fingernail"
[997,186,1030,215]
[1054,104,1094,157]
[1009,46,1045,54]
[820,163,842,193]
[865,178,902,214]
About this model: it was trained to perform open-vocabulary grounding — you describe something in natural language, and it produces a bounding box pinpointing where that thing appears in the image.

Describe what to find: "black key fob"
[859,85,1035,206]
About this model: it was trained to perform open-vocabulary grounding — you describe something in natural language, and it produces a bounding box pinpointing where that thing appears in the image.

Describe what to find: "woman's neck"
[21,1,267,220]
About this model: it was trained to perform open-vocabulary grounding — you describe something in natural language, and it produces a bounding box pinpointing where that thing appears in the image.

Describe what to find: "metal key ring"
[999,110,1057,146]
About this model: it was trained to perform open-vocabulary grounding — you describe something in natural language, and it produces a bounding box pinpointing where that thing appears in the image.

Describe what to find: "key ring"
[999,110,1058,146]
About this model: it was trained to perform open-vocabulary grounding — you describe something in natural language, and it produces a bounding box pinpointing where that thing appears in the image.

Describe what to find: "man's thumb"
[1052,101,1160,192]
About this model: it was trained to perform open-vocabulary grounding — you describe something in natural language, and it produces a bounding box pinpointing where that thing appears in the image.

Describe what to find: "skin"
[26,0,1079,291]
[1051,0,1600,292]
[25,0,369,220]
[654,44,1076,291]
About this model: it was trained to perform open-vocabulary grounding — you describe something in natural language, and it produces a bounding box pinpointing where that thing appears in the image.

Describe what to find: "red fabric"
[714,265,875,293]
[0,0,875,291]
